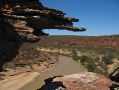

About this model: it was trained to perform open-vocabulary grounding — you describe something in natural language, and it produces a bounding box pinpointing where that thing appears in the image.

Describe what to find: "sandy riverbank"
[0,63,56,90]
[0,72,40,90]
[36,47,72,55]
[0,59,57,90]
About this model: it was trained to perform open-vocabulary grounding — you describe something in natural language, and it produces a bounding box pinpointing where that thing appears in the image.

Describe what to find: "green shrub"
[86,61,96,72]
[95,56,100,61]
[102,54,114,65]
[72,50,80,61]
[79,55,87,64]
[79,55,95,65]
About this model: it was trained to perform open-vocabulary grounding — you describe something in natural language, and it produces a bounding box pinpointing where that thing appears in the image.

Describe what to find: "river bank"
[0,56,86,90]
[0,56,58,90]
[0,72,40,90]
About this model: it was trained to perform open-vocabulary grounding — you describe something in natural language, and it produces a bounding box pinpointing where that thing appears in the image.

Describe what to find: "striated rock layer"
[0,0,85,71]
[0,0,86,70]
[0,0,86,41]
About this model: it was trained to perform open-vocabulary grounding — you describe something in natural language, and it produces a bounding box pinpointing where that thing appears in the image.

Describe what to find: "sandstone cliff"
[0,0,85,71]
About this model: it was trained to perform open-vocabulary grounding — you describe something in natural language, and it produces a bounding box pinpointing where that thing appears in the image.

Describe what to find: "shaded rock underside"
[0,0,86,41]
[0,0,85,71]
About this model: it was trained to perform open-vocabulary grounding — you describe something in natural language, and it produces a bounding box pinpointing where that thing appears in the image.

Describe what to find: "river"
[22,55,87,90]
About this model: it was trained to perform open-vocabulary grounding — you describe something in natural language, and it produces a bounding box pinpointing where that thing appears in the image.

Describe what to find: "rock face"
[109,67,119,82]
[0,0,86,41]
[39,72,119,90]
[0,0,85,69]
[0,0,85,71]
[0,18,21,71]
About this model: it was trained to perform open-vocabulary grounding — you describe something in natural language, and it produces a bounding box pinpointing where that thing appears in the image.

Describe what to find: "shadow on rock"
[0,20,22,71]
[38,76,66,90]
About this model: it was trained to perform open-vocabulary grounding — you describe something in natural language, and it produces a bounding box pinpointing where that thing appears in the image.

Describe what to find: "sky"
[41,0,119,36]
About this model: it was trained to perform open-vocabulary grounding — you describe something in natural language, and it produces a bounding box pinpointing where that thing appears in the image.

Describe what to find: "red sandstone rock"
[40,72,119,90]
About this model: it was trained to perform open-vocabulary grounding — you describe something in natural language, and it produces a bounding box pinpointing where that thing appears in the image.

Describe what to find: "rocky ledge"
[39,72,119,90]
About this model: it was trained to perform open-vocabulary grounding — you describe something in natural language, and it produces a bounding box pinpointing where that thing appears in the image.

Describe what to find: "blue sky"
[41,0,119,36]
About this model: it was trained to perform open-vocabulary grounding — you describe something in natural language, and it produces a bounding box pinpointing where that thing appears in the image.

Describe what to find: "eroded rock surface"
[0,18,21,71]
[39,72,119,90]
[0,0,86,41]
[0,0,85,71]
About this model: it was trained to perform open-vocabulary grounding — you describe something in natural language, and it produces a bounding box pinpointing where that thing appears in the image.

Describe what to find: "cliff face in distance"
[38,35,119,48]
